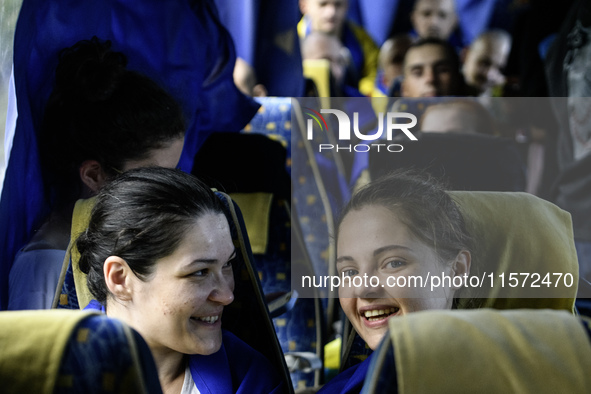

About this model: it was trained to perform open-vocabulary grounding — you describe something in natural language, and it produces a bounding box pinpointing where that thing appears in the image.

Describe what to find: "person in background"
[377,33,414,95]
[8,37,186,310]
[400,38,471,98]
[0,1,259,311]
[410,0,463,51]
[545,0,591,303]
[301,31,364,97]
[298,0,380,96]
[233,57,268,97]
[419,99,497,135]
[462,30,512,96]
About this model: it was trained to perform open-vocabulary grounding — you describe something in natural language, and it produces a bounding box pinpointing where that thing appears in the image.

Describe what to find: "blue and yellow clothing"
[85,300,284,394]
[298,16,380,97]
[317,355,372,394]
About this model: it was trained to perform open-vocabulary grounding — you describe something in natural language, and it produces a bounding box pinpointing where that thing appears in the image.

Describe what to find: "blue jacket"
[317,355,372,394]
[85,300,284,394]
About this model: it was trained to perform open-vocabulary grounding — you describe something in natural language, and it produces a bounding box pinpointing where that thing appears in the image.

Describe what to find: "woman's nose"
[209,274,235,305]
[350,276,385,299]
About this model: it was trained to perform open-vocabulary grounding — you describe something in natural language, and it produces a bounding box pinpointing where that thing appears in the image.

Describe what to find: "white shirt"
[180,364,200,394]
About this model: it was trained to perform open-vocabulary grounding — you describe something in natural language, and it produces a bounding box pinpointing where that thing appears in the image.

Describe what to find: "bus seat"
[368,132,526,192]
[0,309,160,394]
[361,309,591,393]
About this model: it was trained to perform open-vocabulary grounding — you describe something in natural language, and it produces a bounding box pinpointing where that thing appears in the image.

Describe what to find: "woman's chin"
[358,325,389,351]
[185,326,223,356]
[188,341,222,356]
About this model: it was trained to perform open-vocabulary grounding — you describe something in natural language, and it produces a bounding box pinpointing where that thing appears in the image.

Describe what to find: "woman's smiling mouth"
[360,306,400,328]
[363,307,399,321]
[190,314,222,326]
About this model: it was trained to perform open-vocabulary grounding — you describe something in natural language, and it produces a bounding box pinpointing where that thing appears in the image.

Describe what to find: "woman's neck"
[152,349,187,394]
[106,303,187,394]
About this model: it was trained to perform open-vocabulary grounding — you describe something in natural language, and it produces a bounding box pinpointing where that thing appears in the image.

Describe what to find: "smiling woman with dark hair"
[79,166,283,394]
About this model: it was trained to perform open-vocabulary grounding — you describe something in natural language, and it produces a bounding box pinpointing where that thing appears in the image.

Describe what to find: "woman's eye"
[342,269,359,277]
[191,269,208,277]
[223,259,235,269]
[385,260,405,269]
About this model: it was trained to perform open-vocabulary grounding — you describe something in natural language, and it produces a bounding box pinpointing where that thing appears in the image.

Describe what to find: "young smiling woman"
[319,169,472,393]
[78,167,283,394]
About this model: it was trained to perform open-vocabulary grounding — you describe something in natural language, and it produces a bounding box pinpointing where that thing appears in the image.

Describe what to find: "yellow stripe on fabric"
[229,193,273,255]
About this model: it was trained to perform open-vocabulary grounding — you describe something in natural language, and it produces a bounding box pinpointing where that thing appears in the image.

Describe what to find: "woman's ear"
[460,47,469,64]
[79,160,108,194]
[104,256,134,301]
[451,250,471,290]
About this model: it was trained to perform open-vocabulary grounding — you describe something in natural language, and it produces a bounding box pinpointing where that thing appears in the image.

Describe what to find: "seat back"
[368,132,526,192]
[0,310,160,394]
[350,96,527,190]
[215,191,294,392]
[361,309,591,393]
[243,96,293,175]
[243,96,347,306]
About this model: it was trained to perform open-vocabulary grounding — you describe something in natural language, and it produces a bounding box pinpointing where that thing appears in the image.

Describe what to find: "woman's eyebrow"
[373,244,412,257]
[336,256,354,265]
[337,245,413,264]
[184,248,238,267]
[185,259,218,267]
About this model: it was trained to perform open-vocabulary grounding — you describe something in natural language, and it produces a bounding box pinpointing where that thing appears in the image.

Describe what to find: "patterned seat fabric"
[244,97,293,175]
[240,97,344,389]
[56,314,161,394]
[56,261,78,310]
[0,310,160,394]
